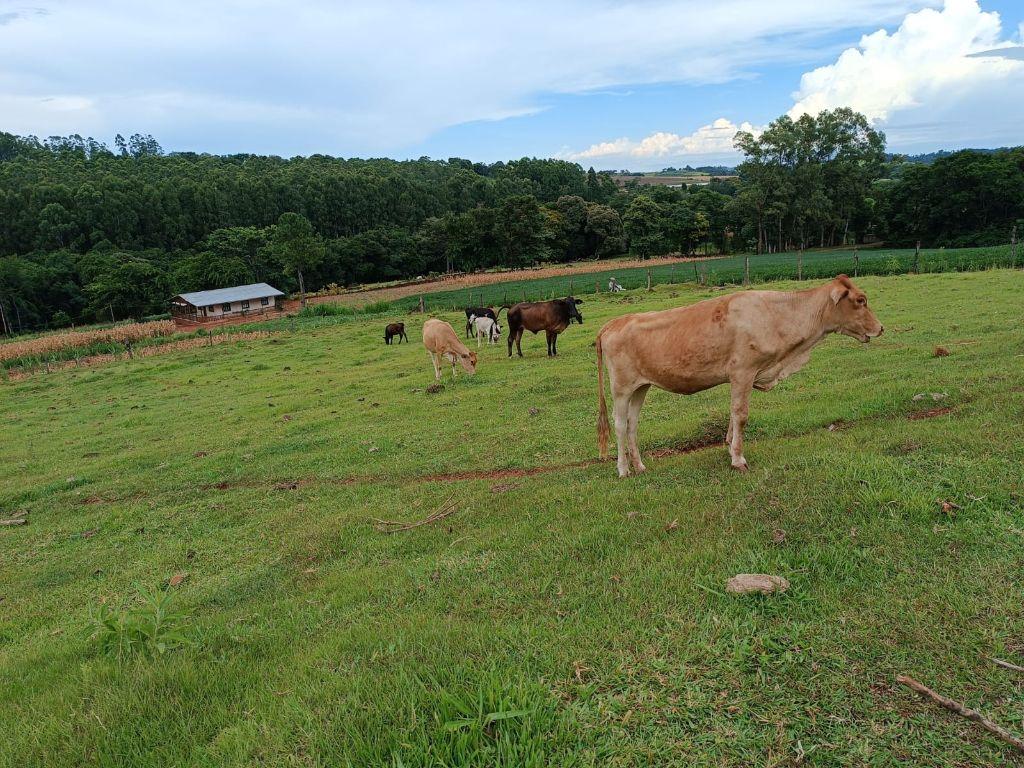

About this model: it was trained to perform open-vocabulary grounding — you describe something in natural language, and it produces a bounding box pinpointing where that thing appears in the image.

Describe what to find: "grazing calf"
[596,275,883,477]
[506,297,583,357]
[384,322,408,345]
[423,318,478,381]
[470,314,502,346]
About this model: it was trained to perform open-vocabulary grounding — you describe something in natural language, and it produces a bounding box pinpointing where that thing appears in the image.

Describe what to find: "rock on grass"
[726,573,789,595]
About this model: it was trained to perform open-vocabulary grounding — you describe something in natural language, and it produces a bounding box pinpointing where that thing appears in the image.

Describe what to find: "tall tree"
[265,213,324,306]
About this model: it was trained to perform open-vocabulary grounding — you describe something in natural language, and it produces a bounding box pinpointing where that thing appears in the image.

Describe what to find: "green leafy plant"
[88,584,191,660]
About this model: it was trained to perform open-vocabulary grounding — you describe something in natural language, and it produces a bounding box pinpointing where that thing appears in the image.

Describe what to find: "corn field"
[0,320,177,365]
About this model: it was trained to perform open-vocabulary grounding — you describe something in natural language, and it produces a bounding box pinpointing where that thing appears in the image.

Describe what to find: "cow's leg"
[515,329,524,357]
[429,351,441,381]
[545,330,555,356]
[612,387,634,478]
[627,384,650,473]
[728,377,753,471]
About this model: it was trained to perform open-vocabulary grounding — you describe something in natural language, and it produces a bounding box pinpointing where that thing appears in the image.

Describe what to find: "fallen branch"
[897,674,1024,754]
[988,657,1024,674]
[0,518,27,526]
[372,492,458,533]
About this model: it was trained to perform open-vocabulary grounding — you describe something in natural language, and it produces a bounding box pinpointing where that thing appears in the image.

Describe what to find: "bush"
[297,303,355,318]
[88,584,191,661]
[361,300,393,314]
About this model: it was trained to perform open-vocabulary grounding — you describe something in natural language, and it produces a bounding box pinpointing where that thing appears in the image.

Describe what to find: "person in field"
[423,318,478,381]
[596,275,883,477]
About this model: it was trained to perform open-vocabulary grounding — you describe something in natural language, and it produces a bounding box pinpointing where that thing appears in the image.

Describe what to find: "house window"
[241,300,250,310]
[222,303,231,312]
[260,297,270,307]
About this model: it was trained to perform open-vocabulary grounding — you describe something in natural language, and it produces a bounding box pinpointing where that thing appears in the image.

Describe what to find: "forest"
[1,107,1022,331]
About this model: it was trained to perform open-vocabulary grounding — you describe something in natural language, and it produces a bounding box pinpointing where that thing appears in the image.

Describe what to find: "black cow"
[506,297,583,357]
[384,322,408,345]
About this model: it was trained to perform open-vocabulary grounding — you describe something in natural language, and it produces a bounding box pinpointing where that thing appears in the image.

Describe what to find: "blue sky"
[1,0,1022,168]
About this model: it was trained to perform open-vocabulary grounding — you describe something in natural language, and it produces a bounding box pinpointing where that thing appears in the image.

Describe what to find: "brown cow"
[596,275,883,477]
[507,297,583,357]
[384,322,408,345]
[423,318,478,381]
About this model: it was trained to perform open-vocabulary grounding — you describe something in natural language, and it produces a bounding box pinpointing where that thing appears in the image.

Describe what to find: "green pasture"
[2,269,1023,766]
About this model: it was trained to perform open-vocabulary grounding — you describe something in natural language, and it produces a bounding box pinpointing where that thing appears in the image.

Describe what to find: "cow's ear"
[830,285,849,305]
[574,298,583,304]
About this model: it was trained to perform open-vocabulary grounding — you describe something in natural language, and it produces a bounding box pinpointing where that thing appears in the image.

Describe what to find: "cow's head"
[564,297,583,324]
[829,275,883,342]
[459,350,478,374]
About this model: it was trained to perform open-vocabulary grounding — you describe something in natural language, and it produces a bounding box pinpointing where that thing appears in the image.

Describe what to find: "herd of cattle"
[386,276,883,477]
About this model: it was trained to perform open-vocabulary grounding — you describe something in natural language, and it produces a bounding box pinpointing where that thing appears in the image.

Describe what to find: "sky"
[1,0,1022,169]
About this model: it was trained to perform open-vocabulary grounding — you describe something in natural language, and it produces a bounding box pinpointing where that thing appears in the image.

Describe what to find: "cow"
[423,318,478,381]
[384,322,408,345]
[469,314,502,346]
[595,275,883,478]
[506,297,583,358]
[465,306,504,338]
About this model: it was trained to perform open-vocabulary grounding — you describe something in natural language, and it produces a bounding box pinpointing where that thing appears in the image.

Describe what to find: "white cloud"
[566,0,1024,168]
[0,0,931,156]
[788,0,1024,148]
[569,118,759,164]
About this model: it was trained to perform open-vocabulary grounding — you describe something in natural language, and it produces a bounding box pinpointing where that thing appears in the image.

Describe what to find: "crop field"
[2,269,1024,766]
[390,244,1017,313]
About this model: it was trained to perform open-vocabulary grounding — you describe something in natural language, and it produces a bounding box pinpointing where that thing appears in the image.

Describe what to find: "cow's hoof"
[617,467,631,478]
[731,461,749,473]
[633,463,647,474]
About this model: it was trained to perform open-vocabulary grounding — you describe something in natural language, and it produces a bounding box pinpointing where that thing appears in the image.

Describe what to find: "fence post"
[569,278,574,295]
[915,241,921,273]
[853,248,859,278]
[798,247,803,281]
[1011,225,1018,269]
[670,265,675,284]
[743,254,750,286]
[595,281,599,294]
[693,263,698,282]
[418,295,425,313]
[646,269,652,291]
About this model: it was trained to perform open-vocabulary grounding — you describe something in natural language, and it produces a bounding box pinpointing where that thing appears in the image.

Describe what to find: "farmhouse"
[170,283,285,325]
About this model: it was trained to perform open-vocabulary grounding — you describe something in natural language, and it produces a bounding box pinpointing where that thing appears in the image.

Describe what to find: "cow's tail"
[596,331,610,460]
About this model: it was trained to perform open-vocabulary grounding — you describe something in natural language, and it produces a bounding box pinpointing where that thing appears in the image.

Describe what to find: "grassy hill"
[2,270,1023,766]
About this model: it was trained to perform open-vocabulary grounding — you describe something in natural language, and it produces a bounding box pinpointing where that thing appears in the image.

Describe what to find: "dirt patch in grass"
[908,406,954,421]
[309,254,719,307]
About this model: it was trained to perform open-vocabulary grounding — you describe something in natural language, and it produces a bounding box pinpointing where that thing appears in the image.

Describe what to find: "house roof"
[174,283,284,306]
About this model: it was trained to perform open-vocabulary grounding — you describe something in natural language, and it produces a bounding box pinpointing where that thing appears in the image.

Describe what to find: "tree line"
[1,109,1022,332]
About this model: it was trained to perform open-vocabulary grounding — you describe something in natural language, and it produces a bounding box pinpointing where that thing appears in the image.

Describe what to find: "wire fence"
[395,243,1019,313]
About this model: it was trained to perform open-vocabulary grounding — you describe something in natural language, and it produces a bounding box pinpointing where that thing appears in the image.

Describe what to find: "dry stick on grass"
[0,510,28,526]
[372,492,458,533]
[988,657,1024,674]
[897,674,1024,754]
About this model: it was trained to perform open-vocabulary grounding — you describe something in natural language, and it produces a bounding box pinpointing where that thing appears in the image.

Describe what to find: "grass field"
[2,270,1024,766]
